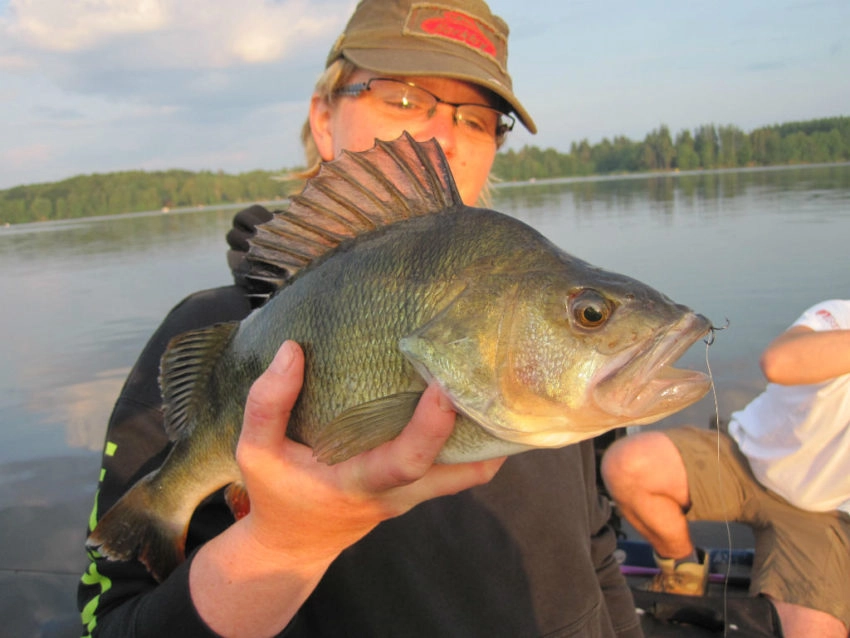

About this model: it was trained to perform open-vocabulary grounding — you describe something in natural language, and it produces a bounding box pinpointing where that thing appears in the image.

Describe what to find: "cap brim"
[342,47,537,135]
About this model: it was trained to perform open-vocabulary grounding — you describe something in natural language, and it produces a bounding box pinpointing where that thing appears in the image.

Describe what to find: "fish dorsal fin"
[247,133,463,281]
[159,322,240,440]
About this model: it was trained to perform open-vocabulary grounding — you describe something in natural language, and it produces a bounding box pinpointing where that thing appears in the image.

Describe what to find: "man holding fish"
[79,2,712,636]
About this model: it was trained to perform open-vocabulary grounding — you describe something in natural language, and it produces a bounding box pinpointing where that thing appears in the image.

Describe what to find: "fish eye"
[570,291,612,328]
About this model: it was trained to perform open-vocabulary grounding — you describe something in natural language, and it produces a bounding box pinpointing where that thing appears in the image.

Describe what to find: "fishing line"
[704,319,733,635]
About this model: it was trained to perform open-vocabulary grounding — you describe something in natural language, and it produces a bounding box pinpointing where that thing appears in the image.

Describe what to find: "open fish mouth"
[593,313,713,423]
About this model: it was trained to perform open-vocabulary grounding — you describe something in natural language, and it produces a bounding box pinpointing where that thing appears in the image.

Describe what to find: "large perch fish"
[88,133,712,581]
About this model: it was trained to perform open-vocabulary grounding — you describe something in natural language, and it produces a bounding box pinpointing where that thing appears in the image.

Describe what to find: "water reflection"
[494,163,850,216]
[0,208,240,463]
[0,456,99,638]
[46,370,128,451]
[2,207,241,261]
[1,165,849,636]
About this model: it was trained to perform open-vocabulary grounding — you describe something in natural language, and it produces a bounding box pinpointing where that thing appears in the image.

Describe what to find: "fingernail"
[437,389,454,412]
[276,341,294,370]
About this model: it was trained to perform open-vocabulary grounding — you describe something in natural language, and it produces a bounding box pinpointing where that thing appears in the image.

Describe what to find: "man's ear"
[309,94,335,161]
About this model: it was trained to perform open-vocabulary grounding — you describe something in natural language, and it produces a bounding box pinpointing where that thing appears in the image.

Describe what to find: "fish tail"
[86,474,187,582]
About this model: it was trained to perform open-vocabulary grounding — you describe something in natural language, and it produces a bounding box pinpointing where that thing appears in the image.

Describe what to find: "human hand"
[191,341,504,636]
[236,340,506,566]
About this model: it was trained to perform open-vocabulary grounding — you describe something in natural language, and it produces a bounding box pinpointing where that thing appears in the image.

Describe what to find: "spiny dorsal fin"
[159,322,240,439]
[247,133,463,281]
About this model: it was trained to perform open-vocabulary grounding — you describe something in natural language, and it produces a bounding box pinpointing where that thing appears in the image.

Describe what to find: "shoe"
[642,549,709,596]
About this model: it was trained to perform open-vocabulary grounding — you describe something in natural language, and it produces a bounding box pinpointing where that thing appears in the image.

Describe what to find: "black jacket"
[78,205,642,638]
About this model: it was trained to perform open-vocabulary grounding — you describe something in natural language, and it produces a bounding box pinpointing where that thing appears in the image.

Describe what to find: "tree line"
[2,116,848,224]
[492,116,850,182]
[0,169,302,225]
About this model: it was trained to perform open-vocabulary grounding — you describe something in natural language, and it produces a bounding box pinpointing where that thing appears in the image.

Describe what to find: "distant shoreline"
[4,161,848,229]
[492,160,850,189]
[0,199,292,231]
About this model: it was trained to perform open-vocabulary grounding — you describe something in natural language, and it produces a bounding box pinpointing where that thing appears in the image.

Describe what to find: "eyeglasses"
[334,78,515,144]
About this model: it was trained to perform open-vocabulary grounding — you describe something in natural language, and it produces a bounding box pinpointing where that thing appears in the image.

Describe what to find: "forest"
[2,116,848,224]
[492,116,850,182]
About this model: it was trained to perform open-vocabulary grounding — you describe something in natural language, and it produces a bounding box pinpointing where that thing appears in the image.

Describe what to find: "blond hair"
[296,59,360,181]
[296,58,500,205]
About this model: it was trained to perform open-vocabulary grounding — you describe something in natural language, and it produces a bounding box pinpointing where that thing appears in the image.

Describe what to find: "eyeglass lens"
[359,79,513,142]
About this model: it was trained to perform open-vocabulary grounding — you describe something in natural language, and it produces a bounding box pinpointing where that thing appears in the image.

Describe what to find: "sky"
[0,0,848,190]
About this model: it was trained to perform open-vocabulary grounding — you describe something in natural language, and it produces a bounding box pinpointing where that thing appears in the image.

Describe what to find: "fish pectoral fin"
[312,392,422,465]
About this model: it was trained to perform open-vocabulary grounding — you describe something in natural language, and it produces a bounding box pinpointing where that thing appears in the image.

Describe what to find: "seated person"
[602,299,850,638]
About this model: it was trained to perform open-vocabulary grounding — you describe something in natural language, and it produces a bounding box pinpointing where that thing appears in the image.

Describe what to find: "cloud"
[6,0,167,51]
[4,0,343,62]
[0,53,32,71]
[1,0,349,103]
[2,142,52,167]
[0,0,350,188]
[30,104,85,121]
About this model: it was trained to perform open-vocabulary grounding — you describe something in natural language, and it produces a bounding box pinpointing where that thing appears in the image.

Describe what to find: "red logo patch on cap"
[405,4,507,71]
[422,11,495,56]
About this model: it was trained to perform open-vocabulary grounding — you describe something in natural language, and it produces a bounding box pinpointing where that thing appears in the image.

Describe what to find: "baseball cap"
[326,0,537,134]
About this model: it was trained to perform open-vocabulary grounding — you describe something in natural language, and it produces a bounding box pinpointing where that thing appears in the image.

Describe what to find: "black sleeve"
[585,440,644,638]
[78,205,288,637]
[78,286,253,638]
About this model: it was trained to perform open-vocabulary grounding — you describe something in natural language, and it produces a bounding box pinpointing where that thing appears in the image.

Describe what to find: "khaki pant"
[665,426,850,628]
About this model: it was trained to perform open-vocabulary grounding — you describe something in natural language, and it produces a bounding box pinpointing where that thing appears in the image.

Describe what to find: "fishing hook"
[704,318,730,346]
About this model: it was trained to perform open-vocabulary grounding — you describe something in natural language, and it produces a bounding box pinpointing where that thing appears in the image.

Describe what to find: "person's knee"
[601,434,652,491]
[601,432,681,496]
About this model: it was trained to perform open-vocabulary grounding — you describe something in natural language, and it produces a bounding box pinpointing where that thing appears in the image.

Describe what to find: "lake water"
[2,164,849,636]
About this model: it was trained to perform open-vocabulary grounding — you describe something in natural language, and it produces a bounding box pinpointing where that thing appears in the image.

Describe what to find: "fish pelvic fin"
[159,322,240,439]
[86,473,187,583]
[225,481,251,520]
[312,392,422,465]
[247,133,463,282]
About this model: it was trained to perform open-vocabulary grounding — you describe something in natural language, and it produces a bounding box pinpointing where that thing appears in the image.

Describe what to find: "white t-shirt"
[728,299,850,514]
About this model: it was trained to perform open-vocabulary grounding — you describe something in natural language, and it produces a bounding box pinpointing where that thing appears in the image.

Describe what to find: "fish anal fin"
[312,392,422,465]
[247,133,463,279]
[86,473,187,582]
[159,322,240,440]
